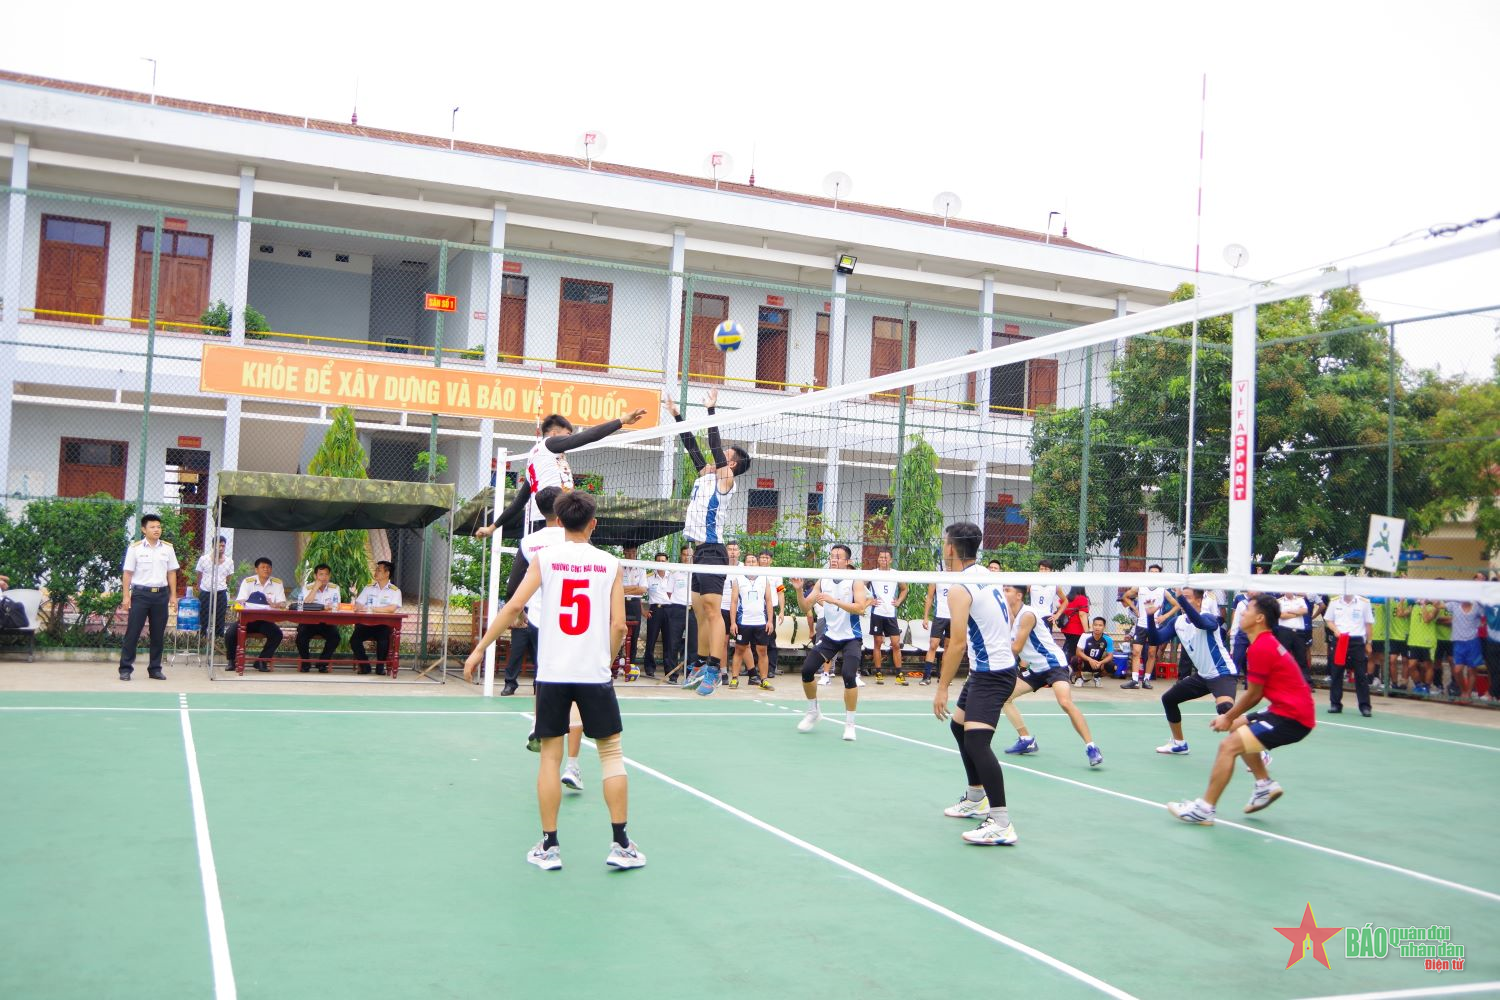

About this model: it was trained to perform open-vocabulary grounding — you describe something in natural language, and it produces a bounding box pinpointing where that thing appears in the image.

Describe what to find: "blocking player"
[868,548,909,685]
[920,578,952,684]
[1144,588,1239,756]
[1168,593,1315,823]
[665,389,750,697]
[792,545,872,741]
[931,522,1020,846]
[999,585,1103,767]
[729,561,775,690]
[465,491,645,870]
[1120,564,1167,689]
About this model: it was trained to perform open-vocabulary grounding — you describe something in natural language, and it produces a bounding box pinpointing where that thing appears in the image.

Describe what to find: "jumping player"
[932,521,1020,846]
[464,491,645,870]
[920,579,952,684]
[792,545,871,741]
[1145,588,1239,756]
[869,548,909,685]
[665,389,750,697]
[1168,593,1315,823]
[999,585,1103,767]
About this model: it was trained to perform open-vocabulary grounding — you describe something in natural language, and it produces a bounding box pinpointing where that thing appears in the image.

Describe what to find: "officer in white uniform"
[118,513,180,681]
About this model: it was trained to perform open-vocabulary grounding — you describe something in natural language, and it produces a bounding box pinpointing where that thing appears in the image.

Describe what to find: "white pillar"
[219,167,253,505]
[477,203,507,497]
[0,133,28,497]
[660,227,686,496]
[968,274,994,527]
[829,268,849,386]
[821,442,840,547]
[1227,305,1256,576]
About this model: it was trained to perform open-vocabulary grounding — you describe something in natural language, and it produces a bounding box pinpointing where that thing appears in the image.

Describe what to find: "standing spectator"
[351,560,401,676]
[1325,591,1374,716]
[1120,564,1167,689]
[1447,597,1486,701]
[1404,599,1440,694]
[118,513,179,681]
[1275,591,1311,685]
[620,544,647,677]
[1483,575,1500,703]
[294,563,341,673]
[1434,599,1455,696]
[760,550,782,679]
[642,553,673,678]
[1387,594,1412,690]
[662,546,693,682]
[194,535,232,640]
[226,557,285,673]
[1029,559,1065,630]
[1228,591,1252,675]
[1055,586,1089,667]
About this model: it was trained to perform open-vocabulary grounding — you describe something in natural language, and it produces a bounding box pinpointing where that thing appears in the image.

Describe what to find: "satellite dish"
[1223,243,1250,270]
[704,151,735,189]
[932,191,963,226]
[822,171,854,209]
[579,130,608,168]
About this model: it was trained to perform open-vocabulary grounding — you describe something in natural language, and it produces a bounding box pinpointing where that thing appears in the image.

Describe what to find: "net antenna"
[1181,71,1208,575]
[822,171,853,210]
[705,151,734,191]
[932,192,963,228]
[579,130,608,170]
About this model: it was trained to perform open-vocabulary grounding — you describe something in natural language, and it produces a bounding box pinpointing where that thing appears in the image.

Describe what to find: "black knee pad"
[963,727,997,757]
[1215,699,1232,715]
[950,719,967,745]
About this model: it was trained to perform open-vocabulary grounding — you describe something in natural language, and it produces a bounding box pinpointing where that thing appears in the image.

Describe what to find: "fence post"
[417,241,448,668]
[1386,322,1397,518]
[1076,344,1094,568]
[890,301,910,564]
[674,275,696,496]
[133,211,165,536]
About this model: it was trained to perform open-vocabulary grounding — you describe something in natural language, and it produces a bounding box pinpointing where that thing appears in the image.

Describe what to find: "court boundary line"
[1289,982,1500,1000]
[1317,720,1500,753]
[178,693,237,1000]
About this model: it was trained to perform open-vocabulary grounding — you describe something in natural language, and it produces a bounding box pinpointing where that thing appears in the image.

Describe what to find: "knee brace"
[1162,692,1183,725]
[962,726,997,757]
[950,719,967,746]
[1215,698,1233,715]
[595,733,627,780]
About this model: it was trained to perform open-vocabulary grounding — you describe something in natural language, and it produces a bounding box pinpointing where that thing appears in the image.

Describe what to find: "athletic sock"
[542,830,559,850]
[567,756,579,771]
[806,698,819,714]
[965,786,985,802]
[988,807,1010,828]
[611,822,629,848]
[845,710,857,726]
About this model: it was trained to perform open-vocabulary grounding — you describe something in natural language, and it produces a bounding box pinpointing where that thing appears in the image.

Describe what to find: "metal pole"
[675,276,696,495]
[133,211,164,536]
[890,302,910,564]
[1076,344,1094,567]
[417,242,447,670]
[483,447,508,697]
[1386,322,1397,518]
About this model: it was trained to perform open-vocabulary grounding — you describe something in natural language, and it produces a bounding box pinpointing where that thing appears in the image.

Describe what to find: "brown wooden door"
[1028,357,1058,409]
[746,489,778,537]
[133,228,214,331]
[557,278,612,371]
[683,292,728,383]
[869,317,916,402]
[805,312,831,392]
[499,275,528,362]
[37,216,109,324]
[58,438,127,498]
[1119,513,1148,572]
[755,306,788,389]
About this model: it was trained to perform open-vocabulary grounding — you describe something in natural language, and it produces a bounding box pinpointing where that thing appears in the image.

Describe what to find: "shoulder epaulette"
[271,577,283,585]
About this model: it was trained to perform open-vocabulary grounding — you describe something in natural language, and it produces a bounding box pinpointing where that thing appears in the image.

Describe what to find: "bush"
[199,300,270,340]
[0,496,133,638]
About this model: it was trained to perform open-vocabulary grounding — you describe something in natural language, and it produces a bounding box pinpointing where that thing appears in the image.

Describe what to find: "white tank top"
[820,578,862,642]
[735,575,769,627]
[534,540,619,684]
[870,580,901,617]
[721,573,734,611]
[525,439,572,523]
[520,526,565,620]
[956,564,1016,673]
[932,583,951,620]
[684,473,735,544]
[1135,585,1165,627]
[1016,608,1067,672]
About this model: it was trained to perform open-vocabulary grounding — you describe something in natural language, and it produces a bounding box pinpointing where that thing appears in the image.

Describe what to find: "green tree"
[199,300,270,339]
[891,433,944,617]
[1408,358,1500,556]
[6,496,134,637]
[298,407,372,598]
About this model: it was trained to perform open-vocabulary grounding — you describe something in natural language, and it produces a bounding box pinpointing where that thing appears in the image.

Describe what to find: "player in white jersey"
[792,545,872,741]
[717,542,743,674]
[998,585,1103,767]
[1120,563,1167,689]
[931,522,1020,846]
[1143,588,1241,756]
[665,389,751,697]
[920,578,952,684]
[1028,559,1065,629]
[729,563,775,690]
[465,491,644,872]
[868,548,909,686]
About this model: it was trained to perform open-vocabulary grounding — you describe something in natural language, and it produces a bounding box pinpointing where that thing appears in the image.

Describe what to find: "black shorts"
[736,624,770,647]
[1133,626,1164,648]
[721,609,736,645]
[1019,666,1071,691]
[811,635,860,663]
[1245,711,1312,751]
[870,614,901,638]
[1436,639,1453,661]
[690,543,729,596]
[534,681,622,740]
[1172,672,1239,700]
[956,670,1018,728]
[1371,638,1405,655]
[930,617,951,641]
[1407,645,1432,663]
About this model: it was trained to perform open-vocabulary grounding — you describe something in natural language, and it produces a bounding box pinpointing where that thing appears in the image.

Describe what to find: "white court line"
[813,713,1500,906]
[1291,982,1500,1000]
[0,705,1220,719]
[1318,720,1500,753]
[178,694,237,1000]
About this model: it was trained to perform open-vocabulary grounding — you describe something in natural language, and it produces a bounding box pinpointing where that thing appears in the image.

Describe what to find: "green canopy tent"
[208,471,457,682]
[454,489,688,548]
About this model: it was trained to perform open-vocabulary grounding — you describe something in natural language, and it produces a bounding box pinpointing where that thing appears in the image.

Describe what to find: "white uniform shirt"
[735,575,770,628]
[1327,596,1374,638]
[520,526,566,620]
[870,580,901,618]
[534,541,619,684]
[621,565,646,602]
[1015,607,1068,672]
[1279,595,1309,631]
[299,582,341,610]
[932,583,951,621]
[236,576,287,606]
[819,578,863,642]
[1134,585,1166,628]
[647,571,672,605]
[355,581,402,611]
[524,438,572,524]
[194,553,232,593]
[1228,594,1249,640]
[684,473,736,544]
[957,564,1016,674]
[669,571,690,606]
[123,538,179,588]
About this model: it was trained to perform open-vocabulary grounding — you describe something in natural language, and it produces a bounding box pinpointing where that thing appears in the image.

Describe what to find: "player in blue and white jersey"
[999,584,1103,767]
[792,545,871,741]
[1146,588,1239,756]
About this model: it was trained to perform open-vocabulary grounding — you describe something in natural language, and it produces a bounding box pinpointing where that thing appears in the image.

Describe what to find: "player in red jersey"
[1168,593,1315,824]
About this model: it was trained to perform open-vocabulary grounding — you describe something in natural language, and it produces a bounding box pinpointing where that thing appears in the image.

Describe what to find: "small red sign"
[177,436,203,449]
[472,311,487,321]
[424,293,458,312]
[997,492,1013,505]
[766,295,784,307]
[815,482,824,493]
[164,217,189,232]
[502,261,523,274]
[1004,323,1021,335]
[756,478,775,489]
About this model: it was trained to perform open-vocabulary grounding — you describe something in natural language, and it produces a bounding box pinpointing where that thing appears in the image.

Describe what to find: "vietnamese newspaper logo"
[1275,904,1467,973]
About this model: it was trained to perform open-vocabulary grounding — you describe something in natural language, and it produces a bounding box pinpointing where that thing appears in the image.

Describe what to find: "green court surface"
[2,691,1497,1000]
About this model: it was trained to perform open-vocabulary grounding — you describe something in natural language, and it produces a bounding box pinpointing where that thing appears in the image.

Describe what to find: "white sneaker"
[561,765,583,791]
[854,674,866,688]
[961,816,1018,845]
[1156,741,1190,755]
[1242,749,1273,774]
[606,840,647,870]
[817,672,832,687]
[527,841,562,870]
[842,723,857,741]
[1245,781,1283,814]
[1072,678,1083,687]
[1167,799,1216,825]
[943,794,989,818]
[796,708,822,733]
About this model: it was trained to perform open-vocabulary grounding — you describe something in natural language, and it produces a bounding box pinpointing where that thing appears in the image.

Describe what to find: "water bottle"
[177,595,200,633]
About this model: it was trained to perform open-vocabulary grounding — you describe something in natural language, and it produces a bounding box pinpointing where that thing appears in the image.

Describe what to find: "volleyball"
[713,320,743,351]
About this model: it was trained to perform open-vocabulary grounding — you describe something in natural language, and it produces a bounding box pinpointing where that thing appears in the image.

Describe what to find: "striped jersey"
[1015,607,1068,672]
[524,438,572,524]
[957,564,1016,674]
[684,473,735,544]
[820,578,863,642]
[870,579,901,617]
[734,575,769,627]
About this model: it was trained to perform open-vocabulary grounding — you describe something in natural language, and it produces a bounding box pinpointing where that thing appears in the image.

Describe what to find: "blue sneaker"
[696,665,720,697]
[1155,740,1190,755]
[1086,743,1104,767]
[680,663,706,690]
[1003,736,1038,755]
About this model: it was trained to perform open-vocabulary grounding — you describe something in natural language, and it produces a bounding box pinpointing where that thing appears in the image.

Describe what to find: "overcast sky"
[8,0,1498,376]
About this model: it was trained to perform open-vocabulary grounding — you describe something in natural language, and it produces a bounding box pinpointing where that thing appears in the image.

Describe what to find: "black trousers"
[120,587,169,673]
[504,623,538,684]
[643,608,667,675]
[625,598,642,664]
[665,604,691,671]
[1328,638,1371,712]
[350,624,393,667]
[295,624,341,670]
[1277,627,1311,685]
[198,589,229,638]
[226,620,283,670]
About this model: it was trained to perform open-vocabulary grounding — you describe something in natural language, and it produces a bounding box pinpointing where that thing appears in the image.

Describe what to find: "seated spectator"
[351,560,401,676]
[294,563,342,674]
[226,558,286,672]
[1072,616,1115,686]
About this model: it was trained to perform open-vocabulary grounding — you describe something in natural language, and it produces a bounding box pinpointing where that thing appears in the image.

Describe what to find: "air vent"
[297,249,312,259]
[335,253,350,264]
[258,244,274,254]
[398,259,428,270]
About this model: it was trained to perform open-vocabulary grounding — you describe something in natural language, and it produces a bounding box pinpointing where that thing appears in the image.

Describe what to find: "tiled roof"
[0,69,1104,252]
